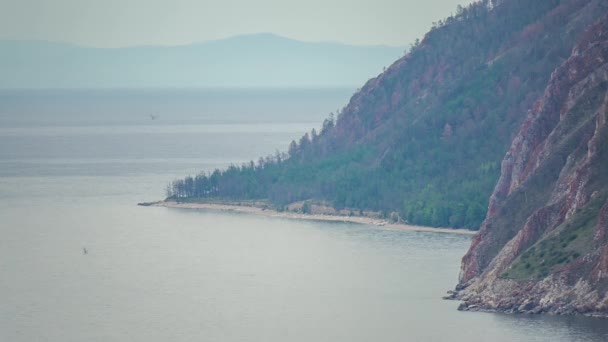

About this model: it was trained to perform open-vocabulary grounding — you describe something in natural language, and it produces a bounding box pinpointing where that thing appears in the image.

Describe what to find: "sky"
[0,0,473,47]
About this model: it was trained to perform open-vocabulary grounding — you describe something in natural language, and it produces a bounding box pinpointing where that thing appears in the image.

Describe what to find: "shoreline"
[143,200,477,236]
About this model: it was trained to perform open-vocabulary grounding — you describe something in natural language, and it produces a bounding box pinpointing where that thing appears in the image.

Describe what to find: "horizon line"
[0,32,407,50]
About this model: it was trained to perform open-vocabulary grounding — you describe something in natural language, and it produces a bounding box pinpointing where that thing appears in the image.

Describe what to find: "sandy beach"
[146,200,478,235]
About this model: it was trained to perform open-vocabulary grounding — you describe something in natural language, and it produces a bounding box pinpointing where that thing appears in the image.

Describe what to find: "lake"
[1,88,607,342]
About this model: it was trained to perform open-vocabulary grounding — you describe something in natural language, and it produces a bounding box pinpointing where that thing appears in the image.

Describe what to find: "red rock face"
[594,201,608,243]
[456,14,608,315]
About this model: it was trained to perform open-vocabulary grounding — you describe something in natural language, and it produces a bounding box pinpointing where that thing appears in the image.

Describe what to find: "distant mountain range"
[0,33,404,88]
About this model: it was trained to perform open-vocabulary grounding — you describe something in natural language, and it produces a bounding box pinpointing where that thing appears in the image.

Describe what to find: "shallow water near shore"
[1,88,608,342]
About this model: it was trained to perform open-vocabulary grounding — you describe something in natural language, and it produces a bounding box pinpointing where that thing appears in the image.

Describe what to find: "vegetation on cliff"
[168,0,605,230]
[456,10,608,315]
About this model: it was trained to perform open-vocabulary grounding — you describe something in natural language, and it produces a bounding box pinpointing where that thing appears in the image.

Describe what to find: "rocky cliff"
[453,14,608,316]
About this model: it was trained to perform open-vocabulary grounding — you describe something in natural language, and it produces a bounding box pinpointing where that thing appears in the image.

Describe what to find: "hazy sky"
[0,0,472,47]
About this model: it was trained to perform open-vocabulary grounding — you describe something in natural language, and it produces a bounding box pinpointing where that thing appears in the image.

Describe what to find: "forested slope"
[168,0,607,230]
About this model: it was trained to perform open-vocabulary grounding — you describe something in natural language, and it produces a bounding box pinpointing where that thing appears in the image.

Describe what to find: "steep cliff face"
[455,15,608,316]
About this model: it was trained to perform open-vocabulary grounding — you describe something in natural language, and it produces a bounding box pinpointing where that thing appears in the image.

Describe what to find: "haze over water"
[1,88,607,342]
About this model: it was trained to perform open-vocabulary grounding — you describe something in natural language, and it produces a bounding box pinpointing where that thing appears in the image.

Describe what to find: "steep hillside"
[168,0,607,230]
[454,14,608,316]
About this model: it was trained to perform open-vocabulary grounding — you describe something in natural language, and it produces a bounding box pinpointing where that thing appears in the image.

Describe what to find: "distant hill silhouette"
[0,33,403,88]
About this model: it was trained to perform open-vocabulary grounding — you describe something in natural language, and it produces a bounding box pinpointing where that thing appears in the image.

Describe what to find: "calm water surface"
[1,89,607,342]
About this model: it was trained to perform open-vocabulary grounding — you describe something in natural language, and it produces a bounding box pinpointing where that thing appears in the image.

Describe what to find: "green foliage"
[302,201,311,214]
[167,0,599,230]
[502,192,607,280]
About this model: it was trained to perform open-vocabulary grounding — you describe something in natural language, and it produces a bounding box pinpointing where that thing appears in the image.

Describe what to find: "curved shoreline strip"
[142,200,477,236]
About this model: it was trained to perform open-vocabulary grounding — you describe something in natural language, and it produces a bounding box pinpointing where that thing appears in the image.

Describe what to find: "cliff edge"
[454,14,608,316]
